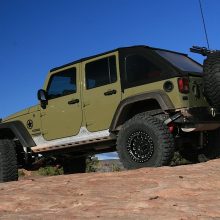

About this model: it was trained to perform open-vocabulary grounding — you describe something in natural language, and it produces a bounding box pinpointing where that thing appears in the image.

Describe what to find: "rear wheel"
[62,156,86,174]
[116,113,175,169]
[0,139,18,182]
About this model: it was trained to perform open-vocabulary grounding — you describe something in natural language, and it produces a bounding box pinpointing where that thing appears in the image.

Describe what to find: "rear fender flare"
[110,90,174,131]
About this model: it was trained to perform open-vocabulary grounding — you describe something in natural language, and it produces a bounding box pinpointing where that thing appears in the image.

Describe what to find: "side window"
[125,54,162,84]
[47,67,76,100]
[85,56,117,89]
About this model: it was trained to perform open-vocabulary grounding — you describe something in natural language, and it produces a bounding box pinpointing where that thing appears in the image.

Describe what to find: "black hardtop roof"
[50,45,187,72]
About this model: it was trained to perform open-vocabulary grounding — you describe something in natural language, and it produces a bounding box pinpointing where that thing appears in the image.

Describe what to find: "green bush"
[18,170,25,177]
[170,152,190,166]
[112,163,121,172]
[38,166,63,176]
[86,156,99,172]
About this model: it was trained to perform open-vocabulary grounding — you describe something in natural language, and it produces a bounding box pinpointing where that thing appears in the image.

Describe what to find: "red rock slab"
[0,160,220,220]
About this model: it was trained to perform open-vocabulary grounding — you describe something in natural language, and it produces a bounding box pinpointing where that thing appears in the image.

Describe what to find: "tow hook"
[210,108,216,117]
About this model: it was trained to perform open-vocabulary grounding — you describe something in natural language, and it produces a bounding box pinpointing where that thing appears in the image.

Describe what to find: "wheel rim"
[127,131,154,163]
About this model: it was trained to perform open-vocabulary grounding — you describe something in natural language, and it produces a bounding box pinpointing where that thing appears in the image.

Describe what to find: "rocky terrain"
[1,159,220,219]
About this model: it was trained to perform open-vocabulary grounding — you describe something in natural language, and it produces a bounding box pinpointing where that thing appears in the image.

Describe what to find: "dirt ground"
[0,159,220,220]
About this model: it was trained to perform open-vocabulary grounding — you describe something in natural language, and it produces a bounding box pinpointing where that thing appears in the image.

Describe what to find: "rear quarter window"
[155,50,203,73]
[125,54,162,84]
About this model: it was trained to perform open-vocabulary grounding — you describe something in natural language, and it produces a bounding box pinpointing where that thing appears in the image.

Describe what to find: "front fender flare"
[0,121,36,148]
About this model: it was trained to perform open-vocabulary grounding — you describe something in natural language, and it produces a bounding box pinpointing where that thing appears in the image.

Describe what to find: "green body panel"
[81,52,122,132]
[40,93,82,140]
[122,78,183,108]
[2,105,41,137]
[3,108,30,121]
[122,76,208,109]
[40,64,83,141]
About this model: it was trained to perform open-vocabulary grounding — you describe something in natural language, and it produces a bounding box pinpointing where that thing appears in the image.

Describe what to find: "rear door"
[40,64,82,140]
[82,52,121,132]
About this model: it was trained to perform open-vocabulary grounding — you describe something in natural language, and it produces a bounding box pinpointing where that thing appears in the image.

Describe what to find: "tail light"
[168,122,175,133]
[178,77,189,94]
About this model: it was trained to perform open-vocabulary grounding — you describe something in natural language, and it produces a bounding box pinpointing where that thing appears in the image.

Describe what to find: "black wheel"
[203,52,220,108]
[202,128,220,159]
[0,139,18,182]
[116,114,175,169]
[62,156,86,174]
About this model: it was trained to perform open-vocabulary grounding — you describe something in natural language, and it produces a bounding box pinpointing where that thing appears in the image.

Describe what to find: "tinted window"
[85,56,117,89]
[47,68,76,99]
[125,54,161,83]
[155,50,203,73]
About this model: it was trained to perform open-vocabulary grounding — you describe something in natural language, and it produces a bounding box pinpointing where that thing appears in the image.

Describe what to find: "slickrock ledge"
[1,160,220,220]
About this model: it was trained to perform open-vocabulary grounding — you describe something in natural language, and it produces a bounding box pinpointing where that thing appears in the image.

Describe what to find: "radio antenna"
[198,0,210,49]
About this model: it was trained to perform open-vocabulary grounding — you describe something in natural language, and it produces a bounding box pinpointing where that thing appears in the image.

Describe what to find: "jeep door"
[82,52,121,132]
[40,64,82,141]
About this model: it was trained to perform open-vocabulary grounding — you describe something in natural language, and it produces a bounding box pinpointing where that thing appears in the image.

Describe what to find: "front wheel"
[0,139,18,182]
[116,114,175,169]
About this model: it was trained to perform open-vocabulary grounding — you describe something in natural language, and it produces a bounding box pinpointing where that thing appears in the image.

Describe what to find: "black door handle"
[104,89,117,96]
[68,99,79,105]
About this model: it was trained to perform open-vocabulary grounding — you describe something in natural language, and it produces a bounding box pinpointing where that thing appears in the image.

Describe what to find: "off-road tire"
[62,156,86,174]
[203,52,220,108]
[0,139,18,182]
[116,113,174,169]
[202,128,220,159]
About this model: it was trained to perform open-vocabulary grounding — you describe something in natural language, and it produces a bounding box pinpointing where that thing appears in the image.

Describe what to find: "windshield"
[155,50,203,73]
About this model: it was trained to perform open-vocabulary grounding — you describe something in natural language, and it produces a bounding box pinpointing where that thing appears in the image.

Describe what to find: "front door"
[40,64,82,141]
[82,52,121,132]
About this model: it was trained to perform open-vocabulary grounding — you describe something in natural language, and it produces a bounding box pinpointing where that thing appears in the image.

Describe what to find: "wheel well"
[0,128,16,139]
[113,99,162,130]
[0,128,26,167]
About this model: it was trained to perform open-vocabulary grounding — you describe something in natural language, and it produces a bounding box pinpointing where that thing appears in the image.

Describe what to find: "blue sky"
[0,0,220,118]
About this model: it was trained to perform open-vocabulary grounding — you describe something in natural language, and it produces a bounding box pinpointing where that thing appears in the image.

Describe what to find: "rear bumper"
[178,107,220,131]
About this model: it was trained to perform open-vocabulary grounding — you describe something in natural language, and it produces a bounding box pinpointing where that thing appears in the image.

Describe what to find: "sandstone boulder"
[0,160,220,219]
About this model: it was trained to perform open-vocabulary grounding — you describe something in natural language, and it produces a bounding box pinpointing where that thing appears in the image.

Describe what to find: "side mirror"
[37,89,48,109]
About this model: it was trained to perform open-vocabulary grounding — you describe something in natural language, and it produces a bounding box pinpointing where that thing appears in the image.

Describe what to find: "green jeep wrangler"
[1,45,220,182]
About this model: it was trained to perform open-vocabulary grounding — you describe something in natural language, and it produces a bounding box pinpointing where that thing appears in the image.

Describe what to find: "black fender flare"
[110,90,174,131]
[0,121,36,148]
